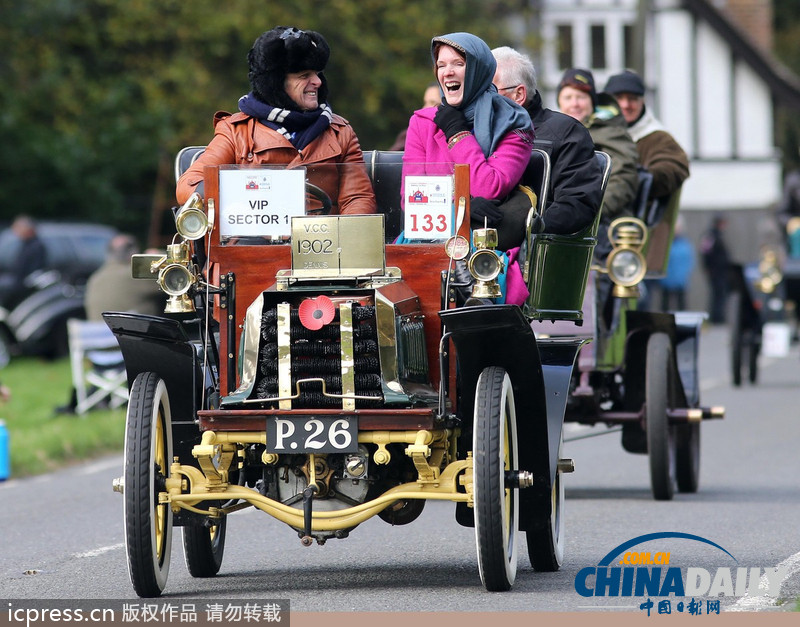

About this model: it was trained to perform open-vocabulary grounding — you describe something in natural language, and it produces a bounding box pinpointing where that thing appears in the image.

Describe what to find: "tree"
[0,0,518,244]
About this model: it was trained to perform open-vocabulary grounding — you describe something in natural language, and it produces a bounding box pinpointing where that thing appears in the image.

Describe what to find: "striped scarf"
[238,92,332,150]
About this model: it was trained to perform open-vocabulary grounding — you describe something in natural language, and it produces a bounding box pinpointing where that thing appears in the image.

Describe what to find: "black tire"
[675,423,701,493]
[124,372,173,597]
[183,515,227,577]
[473,366,518,591]
[728,292,743,387]
[646,333,676,501]
[526,436,565,572]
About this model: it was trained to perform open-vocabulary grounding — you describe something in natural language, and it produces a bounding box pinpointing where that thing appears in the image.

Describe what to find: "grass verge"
[1,356,125,478]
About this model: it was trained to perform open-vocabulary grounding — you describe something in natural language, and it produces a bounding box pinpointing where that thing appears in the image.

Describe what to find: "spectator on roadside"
[777,166,800,253]
[556,68,640,258]
[0,215,47,309]
[700,215,731,324]
[491,46,602,234]
[659,216,695,311]
[56,234,164,415]
[84,234,165,320]
[604,70,690,201]
[388,83,442,151]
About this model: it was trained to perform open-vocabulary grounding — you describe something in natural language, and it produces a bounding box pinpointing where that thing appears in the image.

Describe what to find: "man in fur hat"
[177,26,375,215]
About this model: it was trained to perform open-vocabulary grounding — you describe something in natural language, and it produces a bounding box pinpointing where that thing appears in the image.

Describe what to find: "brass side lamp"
[468,227,504,299]
[605,217,648,298]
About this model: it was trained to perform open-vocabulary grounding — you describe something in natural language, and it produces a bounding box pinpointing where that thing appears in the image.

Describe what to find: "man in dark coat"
[0,215,47,309]
[491,46,603,235]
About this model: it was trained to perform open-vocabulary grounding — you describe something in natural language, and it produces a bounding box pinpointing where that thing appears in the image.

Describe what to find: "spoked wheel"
[526,436,565,572]
[124,372,173,597]
[646,333,676,501]
[183,512,227,577]
[473,366,519,591]
[675,423,701,493]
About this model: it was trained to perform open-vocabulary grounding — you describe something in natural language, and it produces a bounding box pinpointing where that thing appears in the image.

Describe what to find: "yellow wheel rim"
[154,409,167,562]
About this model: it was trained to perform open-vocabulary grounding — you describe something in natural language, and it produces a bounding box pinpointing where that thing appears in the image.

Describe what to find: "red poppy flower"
[298,295,336,331]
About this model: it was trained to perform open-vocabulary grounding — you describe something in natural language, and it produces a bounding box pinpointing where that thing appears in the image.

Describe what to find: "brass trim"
[277,302,292,410]
[375,291,400,389]
[339,302,356,411]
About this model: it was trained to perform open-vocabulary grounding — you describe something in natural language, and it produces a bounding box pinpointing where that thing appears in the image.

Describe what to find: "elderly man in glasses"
[491,46,603,236]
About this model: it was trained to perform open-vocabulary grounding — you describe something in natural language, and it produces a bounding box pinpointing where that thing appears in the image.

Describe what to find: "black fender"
[440,304,583,531]
[624,310,702,409]
[103,312,207,427]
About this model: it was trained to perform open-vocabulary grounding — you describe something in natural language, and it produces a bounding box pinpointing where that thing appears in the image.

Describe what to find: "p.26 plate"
[265,416,359,454]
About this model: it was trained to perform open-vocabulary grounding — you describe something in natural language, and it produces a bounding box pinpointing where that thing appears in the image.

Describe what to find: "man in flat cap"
[605,70,690,200]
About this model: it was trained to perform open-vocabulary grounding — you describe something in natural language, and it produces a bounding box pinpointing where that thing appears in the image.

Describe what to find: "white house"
[516,0,800,307]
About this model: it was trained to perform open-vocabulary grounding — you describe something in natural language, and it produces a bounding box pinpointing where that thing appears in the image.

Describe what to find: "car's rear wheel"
[646,333,676,501]
[183,514,227,578]
[526,436,565,571]
[124,372,173,597]
[675,423,701,493]
[473,366,518,591]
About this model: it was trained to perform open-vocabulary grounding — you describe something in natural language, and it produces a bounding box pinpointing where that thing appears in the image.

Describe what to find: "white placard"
[219,168,306,238]
[403,175,454,240]
[762,322,791,358]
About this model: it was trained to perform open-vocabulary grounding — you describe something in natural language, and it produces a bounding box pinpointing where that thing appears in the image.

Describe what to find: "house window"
[591,24,606,69]
[557,24,573,69]
[624,24,635,69]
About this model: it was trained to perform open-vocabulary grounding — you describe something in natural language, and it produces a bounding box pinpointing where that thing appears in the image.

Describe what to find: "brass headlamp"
[157,242,197,313]
[131,241,198,314]
[130,193,214,314]
[468,227,504,299]
[175,192,211,241]
[605,217,648,298]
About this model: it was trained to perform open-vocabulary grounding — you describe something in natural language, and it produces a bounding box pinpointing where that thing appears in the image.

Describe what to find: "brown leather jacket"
[177,111,376,215]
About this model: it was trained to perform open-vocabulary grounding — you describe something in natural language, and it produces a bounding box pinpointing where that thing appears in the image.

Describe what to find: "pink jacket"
[402,107,532,200]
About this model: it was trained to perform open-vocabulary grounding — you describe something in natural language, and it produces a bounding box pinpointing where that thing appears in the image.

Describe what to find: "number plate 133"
[403,175,454,240]
[265,416,358,453]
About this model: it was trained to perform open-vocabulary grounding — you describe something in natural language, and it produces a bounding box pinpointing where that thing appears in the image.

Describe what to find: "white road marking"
[72,543,124,559]
[728,551,800,611]
[74,457,122,476]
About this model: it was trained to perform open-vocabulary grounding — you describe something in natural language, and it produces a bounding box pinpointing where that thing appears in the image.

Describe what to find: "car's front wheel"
[473,366,519,591]
[124,372,173,597]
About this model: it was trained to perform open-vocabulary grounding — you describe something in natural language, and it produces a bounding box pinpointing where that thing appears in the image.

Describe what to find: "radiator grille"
[255,304,383,408]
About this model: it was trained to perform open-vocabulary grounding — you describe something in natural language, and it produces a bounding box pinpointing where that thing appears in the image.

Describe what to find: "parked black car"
[0,221,118,358]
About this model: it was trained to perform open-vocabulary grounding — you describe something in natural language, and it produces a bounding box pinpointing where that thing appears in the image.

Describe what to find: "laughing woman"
[402,32,534,230]
[177,26,375,215]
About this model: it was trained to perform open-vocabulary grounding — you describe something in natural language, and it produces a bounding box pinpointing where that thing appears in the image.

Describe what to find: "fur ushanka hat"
[248,26,331,110]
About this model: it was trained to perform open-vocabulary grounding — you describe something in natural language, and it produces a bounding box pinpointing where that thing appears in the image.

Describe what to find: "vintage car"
[109,149,609,597]
[726,247,788,386]
[541,176,725,500]
[0,222,118,358]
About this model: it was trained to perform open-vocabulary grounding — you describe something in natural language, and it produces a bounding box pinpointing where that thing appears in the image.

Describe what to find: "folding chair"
[67,318,128,414]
